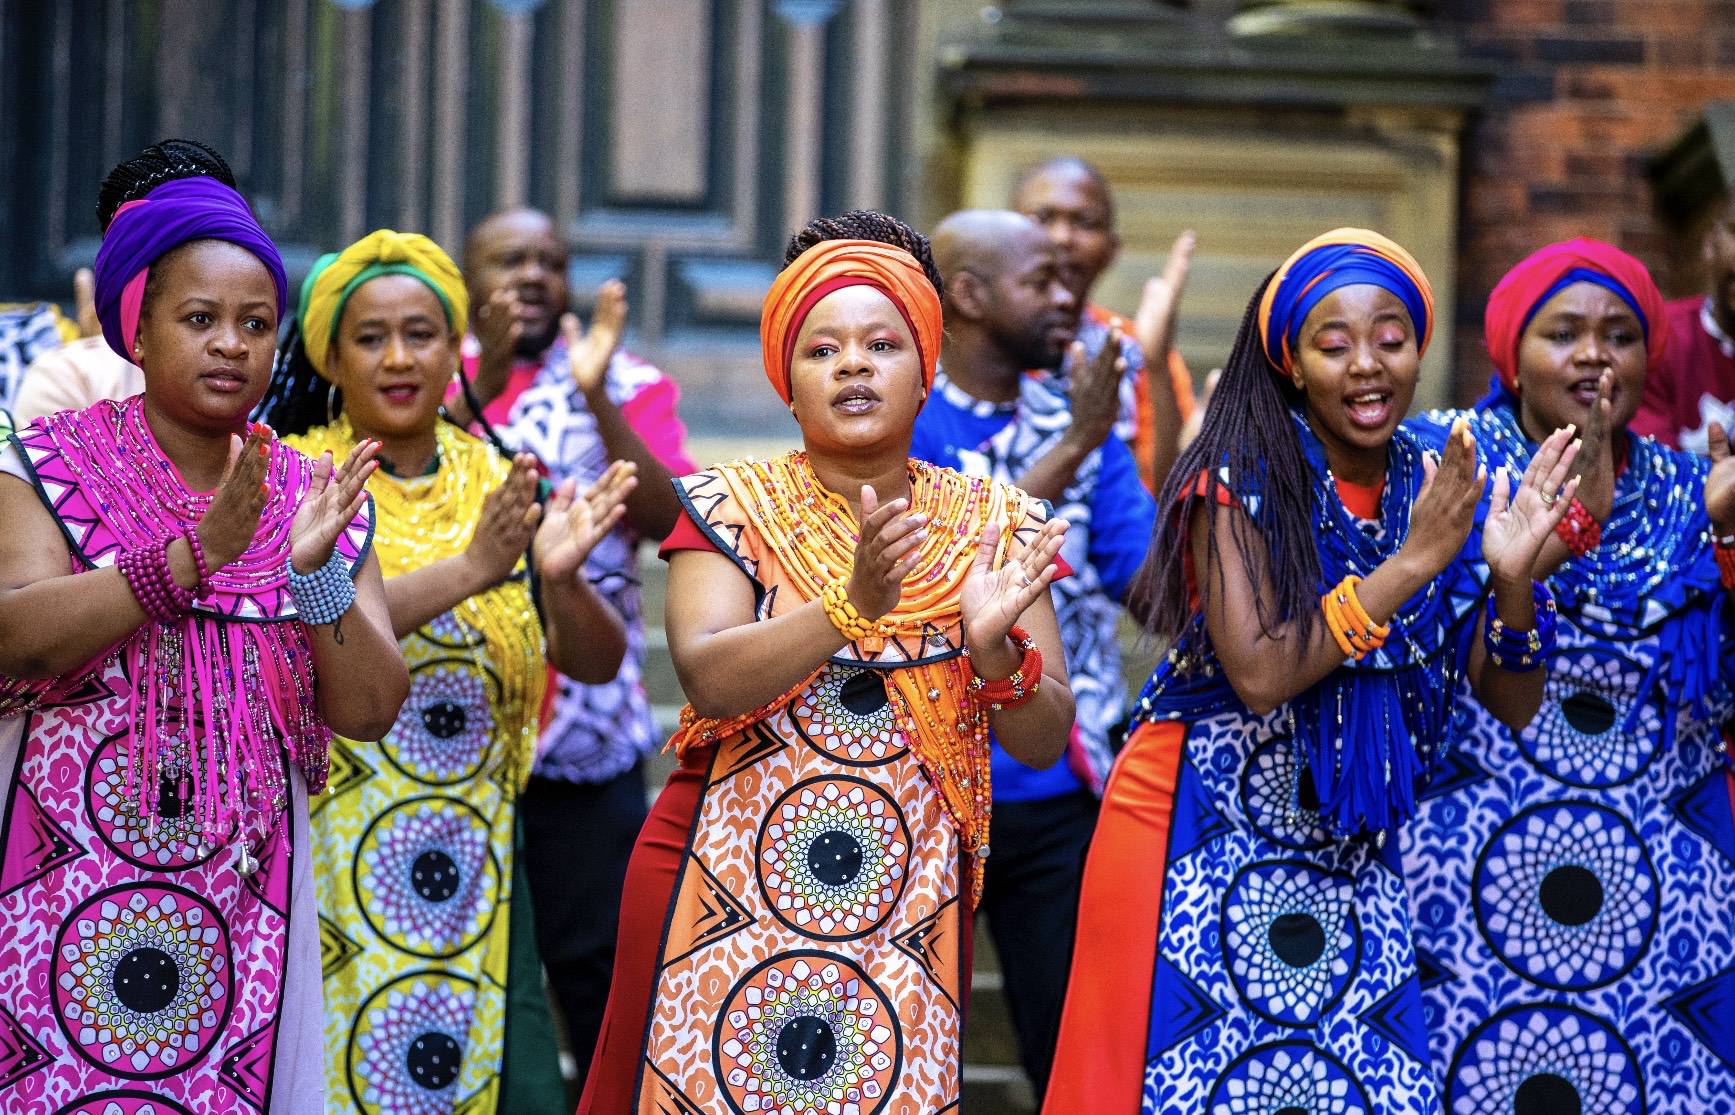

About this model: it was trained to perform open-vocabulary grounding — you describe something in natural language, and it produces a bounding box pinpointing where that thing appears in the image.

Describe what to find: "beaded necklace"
[288,416,546,791]
[1,396,335,858]
[670,452,1031,900]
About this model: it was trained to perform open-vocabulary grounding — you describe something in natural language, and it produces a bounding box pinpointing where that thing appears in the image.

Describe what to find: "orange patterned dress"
[625,454,1046,1115]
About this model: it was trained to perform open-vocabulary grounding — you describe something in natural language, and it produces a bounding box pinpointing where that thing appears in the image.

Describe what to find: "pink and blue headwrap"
[1256,228,1435,376]
[92,177,287,364]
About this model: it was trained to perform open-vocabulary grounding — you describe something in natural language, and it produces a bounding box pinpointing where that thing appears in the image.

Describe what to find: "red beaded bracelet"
[1715,534,1735,592]
[965,625,1044,711]
[1553,498,1601,559]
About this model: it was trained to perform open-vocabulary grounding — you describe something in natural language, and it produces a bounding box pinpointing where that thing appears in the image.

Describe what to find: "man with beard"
[1634,193,1735,452]
[459,207,694,1094]
[1012,156,1195,490]
[909,209,1157,1103]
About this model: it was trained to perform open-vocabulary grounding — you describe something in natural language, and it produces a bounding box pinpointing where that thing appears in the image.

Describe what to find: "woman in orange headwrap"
[576,210,1073,1115]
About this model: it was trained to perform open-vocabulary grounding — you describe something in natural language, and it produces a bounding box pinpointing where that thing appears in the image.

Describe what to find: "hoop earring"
[326,383,340,426]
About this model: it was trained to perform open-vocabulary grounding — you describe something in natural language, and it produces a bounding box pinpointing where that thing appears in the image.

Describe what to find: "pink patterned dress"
[0,398,372,1114]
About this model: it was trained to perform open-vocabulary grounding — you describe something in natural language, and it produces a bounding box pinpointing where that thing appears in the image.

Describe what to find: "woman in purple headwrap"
[0,144,408,1112]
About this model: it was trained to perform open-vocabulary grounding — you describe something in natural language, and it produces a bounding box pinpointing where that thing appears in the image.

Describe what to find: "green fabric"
[498,817,571,1112]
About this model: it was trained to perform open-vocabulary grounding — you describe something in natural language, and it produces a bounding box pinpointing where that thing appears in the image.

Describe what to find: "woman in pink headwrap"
[0,144,407,1112]
[577,210,1074,1114]
[1403,238,1735,1113]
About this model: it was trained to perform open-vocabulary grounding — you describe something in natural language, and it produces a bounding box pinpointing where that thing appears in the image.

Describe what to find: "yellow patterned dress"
[287,418,546,1113]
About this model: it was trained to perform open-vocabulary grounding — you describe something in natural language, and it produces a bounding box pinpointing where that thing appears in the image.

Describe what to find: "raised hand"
[196,424,274,570]
[1179,366,1220,452]
[1706,421,1735,537]
[561,279,628,397]
[846,485,928,623]
[1485,426,1581,583]
[1568,369,1616,521]
[1063,328,1126,455]
[1399,416,1487,579]
[74,267,100,339]
[475,287,525,367]
[961,516,1067,655]
[290,439,380,574]
[1132,230,1196,366]
[461,454,544,589]
[536,461,637,581]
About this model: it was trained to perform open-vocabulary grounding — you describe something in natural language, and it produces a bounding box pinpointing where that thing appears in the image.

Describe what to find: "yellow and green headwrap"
[296,228,469,375]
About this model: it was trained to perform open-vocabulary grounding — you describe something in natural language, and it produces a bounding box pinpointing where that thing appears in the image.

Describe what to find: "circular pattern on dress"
[792,666,908,766]
[1517,648,1660,788]
[1473,801,1657,990]
[355,796,500,958]
[346,971,477,1114]
[380,658,498,785]
[85,734,222,871]
[1241,736,1332,851]
[51,884,232,1079]
[1204,1041,1371,1114]
[55,1090,196,1115]
[1446,1004,1644,1114]
[758,777,912,941]
[714,952,899,1115]
[1222,861,1359,1026]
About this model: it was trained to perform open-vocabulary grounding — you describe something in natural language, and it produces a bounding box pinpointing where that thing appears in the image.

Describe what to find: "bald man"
[461,207,695,1094]
[910,209,1158,1101]
[1013,156,1196,490]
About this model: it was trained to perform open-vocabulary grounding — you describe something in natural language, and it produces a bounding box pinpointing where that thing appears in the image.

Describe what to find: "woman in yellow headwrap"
[577,210,1074,1114]
[258,228,635,1113]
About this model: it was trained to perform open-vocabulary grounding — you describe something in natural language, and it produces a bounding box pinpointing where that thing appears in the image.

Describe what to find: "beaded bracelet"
[1553,498,1601,559]
[182,525,211,595]
[119,539,188,622]
[964,625,1043,710]
[1321,575,1389,660]
[287,549,357,626]
[821,578,883,641]
[1484,582,1558,672]
[1716,534,1735,592]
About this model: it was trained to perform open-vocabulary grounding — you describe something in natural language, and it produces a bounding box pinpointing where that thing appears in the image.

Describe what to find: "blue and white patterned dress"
[1050,418,1482,1114]
[1404,389,1735,1115]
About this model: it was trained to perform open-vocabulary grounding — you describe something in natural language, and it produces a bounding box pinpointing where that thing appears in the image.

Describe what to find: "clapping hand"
[960,517,1067,657]
[1484,426,1581,584]
[290,439,380,574]
[535,461,637,581]
[561,280,628,398]
[461,454,543,589]
[845,486,928,624]
[1400,416,1487,580]
[1062,328,1126,455]
[1705,421,1735,537]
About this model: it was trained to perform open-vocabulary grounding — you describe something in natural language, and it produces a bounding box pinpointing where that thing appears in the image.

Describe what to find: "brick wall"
[1437,0,1735,403]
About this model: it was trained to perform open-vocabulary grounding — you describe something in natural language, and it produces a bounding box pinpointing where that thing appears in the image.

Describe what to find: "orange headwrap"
[759,238,944,405]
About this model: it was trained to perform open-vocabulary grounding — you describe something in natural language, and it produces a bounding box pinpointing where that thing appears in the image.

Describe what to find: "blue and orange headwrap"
[1483,237,1666,392]
[92,177,287,364]
[1256,228,1434,377]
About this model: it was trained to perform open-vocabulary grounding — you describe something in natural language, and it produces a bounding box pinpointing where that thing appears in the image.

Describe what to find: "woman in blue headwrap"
[1403,239,1735,1114]
[1045,230,1579,1113]
[0,144,407,1112]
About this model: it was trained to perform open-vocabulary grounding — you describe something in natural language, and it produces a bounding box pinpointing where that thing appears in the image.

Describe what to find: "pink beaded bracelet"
[119,538,191,622]
[182,525,211,596]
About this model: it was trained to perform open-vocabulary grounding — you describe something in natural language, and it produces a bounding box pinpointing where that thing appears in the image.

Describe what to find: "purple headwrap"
[92,177,287,363]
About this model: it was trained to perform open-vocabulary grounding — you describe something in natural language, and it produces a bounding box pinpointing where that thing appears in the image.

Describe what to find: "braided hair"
[96,139,236,230]
[1134,274,1325,645]
[783,210,944,299]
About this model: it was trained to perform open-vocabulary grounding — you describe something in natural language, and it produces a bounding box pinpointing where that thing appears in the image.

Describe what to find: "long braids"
[1135,274,1325,645]
[783,210,945,299]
